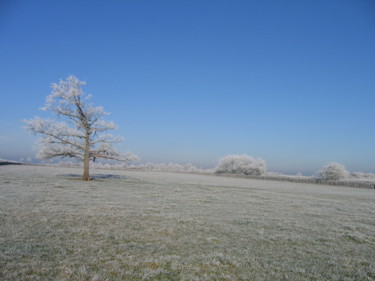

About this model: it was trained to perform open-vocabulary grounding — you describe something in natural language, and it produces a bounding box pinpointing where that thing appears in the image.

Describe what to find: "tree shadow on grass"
[0,161,22,166]
[57,174,127,181]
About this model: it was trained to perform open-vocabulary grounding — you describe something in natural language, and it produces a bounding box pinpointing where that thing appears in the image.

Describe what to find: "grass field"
[1,165,375,280]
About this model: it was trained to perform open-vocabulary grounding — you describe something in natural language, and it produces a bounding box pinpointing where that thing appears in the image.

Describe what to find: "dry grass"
[1,165,375,280]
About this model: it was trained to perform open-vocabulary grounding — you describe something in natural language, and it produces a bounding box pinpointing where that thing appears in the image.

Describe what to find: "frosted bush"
[215,154,266,176]
[319,162,348,181]
[350,171,375,180]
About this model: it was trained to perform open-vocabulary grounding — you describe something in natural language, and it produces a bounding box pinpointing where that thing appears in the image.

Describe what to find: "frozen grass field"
[1,165,375,280]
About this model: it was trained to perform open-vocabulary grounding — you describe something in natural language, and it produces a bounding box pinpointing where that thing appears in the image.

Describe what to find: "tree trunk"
[82,130,90,181]
[82,154,90,181]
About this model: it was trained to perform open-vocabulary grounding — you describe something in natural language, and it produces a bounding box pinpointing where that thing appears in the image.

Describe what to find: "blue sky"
[1,0,374,174]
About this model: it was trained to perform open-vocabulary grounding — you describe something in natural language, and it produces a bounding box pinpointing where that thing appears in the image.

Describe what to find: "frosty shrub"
[350,171,375,180]
[319,162,348,181]
[216,154,266,176]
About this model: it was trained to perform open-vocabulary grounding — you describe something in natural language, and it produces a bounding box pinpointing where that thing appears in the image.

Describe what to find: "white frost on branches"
[24,76,137,179]
[215,154,266,176]
[319,162,348,181]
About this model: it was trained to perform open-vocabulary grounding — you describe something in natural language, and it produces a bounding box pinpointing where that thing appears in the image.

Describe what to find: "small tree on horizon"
[319,162,348,181]
[24,75,137,181]
[215,154,266,176]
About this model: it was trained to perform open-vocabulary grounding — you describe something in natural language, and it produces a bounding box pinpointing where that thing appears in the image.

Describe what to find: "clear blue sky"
[1,0,374,174]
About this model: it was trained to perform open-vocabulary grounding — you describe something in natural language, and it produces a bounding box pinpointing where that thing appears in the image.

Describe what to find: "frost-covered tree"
[216,154,266,176]
[319,162,348,181]
[24,75,137,181]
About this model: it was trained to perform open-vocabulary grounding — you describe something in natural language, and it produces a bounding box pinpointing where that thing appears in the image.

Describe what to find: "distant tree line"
[49,155,374,188]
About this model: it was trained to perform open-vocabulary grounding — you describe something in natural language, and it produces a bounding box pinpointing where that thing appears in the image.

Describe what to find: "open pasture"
[1,165,374,280]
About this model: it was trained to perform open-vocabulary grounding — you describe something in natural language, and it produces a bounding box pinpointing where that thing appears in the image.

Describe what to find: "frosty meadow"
[9,76,375,280]
[1,165,375,280]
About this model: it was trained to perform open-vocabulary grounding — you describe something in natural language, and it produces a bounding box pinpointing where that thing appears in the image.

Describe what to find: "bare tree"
[24,75,137,181]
